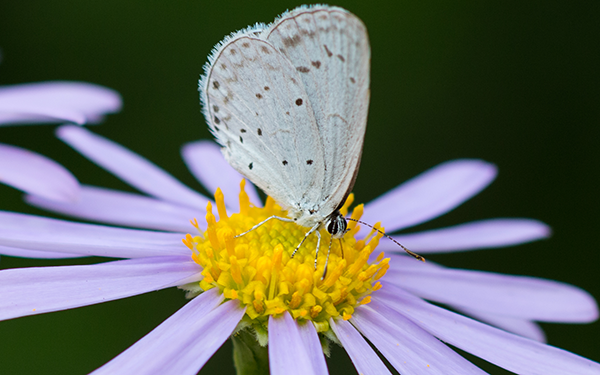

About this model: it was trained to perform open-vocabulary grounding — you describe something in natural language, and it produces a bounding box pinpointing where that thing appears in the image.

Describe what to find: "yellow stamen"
[347,203,363,231]
[182,233,194,250]
[215,188,228,221]
[238,180,250,216]
[205,202,220,251]
[339,193,355,217]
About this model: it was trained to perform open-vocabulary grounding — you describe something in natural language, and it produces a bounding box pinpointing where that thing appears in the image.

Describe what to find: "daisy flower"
[0,76,121,202]
[0,125,598,374]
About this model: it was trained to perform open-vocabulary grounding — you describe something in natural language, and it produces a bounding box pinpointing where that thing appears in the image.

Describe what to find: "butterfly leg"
[234,215,293,238]
[291,222,321,258]
[313,230,322,270]
[320,235,335,280]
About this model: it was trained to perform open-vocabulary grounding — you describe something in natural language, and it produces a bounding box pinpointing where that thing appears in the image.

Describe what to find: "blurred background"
[1,0,598,373]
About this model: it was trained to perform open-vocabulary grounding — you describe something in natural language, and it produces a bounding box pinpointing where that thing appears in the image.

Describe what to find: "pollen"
[185,180,389,333]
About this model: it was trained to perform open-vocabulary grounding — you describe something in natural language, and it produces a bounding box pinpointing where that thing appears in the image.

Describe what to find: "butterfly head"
[325,210,347,239]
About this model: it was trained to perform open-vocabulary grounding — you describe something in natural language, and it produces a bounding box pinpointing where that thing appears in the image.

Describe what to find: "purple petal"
[361,160,497,233]
[329,318,392,375]
[375,283,600,375]
[0,211,187,258]
[380,219,551,253]
[0,245,85,259]
[92,290,245,375]
[296,321,329,374]
[26,185,200,233]
[454,307,546,342]
[352,305,486,375]
[57,126,209,209]
[0,143,79,202]
[385,263,598,322]
[0,81,121,125]
[269,312,324,375]
[0,256,200,321]
[181,140,262,209]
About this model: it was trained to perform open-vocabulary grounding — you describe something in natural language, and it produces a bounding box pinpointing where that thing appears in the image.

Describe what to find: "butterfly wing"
[201,6,370,225]
[265,6,370,218]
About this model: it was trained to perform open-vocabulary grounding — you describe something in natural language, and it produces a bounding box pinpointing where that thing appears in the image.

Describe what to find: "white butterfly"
[200,5,370,263]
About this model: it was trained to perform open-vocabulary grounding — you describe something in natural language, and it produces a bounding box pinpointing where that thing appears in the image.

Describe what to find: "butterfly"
[200,5,379,275]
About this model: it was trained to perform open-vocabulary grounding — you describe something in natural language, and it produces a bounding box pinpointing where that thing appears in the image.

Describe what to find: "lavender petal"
[384,265,598,322]
[352,305,487,374]
[92,290,245,375]
[181,140,262,209]
[26,185,200,233]
[329,317,392,375]
[375,283,600,375]
[380,218,551,253]
[0,81,121,126]
[269,312,324,375]
[0,211,187,258]
[296,321,329,374]
[0,256,200,321]
[454,307,546,342]
[57,126,209,209]
[361,159,497,233]
[0,245,85,259]
[0,144,79,202]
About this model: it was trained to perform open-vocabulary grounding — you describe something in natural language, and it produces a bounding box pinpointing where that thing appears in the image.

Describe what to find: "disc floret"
[182,180,389,333]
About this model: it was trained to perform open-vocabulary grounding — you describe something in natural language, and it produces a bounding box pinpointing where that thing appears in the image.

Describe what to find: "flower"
[0,125,598,374]
[0,75,121,202]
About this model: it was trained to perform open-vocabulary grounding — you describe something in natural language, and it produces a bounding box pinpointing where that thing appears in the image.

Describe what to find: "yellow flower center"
[182,180,389,334]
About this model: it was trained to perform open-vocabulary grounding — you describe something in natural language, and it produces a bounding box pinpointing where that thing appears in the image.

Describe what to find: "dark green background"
[1,1,598,374]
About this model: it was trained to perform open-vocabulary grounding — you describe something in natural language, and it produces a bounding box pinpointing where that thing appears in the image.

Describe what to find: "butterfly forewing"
[265,7,370,218]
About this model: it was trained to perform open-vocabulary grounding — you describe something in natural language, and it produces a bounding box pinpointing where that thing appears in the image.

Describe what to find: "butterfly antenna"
[347,218,425,262]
